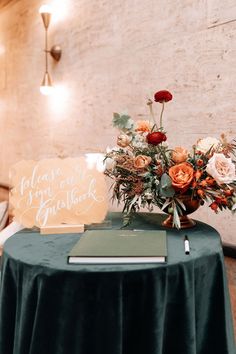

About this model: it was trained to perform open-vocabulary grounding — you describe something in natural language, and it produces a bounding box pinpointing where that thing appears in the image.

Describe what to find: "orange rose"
[135,120,151,133]
[134,155,152,169]
[169,162,194,192]
[172,147,188,163]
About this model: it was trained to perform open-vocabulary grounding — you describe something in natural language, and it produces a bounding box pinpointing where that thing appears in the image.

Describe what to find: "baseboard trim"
[223,242,236,259]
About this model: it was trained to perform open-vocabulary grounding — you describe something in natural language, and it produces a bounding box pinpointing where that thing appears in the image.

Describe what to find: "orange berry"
[195,170,202,180]
[200,180,207,187]
[221,198,228,205]
[197,189,205,197]
[196,159,204,167]
[214,197,221,204]
[210,202,218,212]
[206,177,215,186]
[225,189,233,196]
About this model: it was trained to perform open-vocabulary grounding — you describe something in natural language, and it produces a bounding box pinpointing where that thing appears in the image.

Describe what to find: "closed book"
[68,229,167,264]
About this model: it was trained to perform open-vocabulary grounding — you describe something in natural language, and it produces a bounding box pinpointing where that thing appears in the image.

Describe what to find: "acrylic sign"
[10,156,108,228]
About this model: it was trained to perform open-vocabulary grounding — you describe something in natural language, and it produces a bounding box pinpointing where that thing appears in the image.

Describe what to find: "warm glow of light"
[51,0,69,23]
[0,99,5,111]
[0,44,5,55]
[39,4,52,14]
[85,154,105,172]
[40,85,54,96]
[49,85,69,116]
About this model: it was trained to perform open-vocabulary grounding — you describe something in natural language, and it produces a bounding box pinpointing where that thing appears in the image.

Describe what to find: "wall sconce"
[39,4,62,95]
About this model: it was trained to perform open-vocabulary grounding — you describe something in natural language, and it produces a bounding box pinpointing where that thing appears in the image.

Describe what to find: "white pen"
[184,235,190,255]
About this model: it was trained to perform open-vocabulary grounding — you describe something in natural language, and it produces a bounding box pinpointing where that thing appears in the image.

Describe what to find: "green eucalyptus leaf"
[159,186,175,197]
[159,173,175,197]
[160,173,172,188]
[113,113,134,130]
[159,187,175,198]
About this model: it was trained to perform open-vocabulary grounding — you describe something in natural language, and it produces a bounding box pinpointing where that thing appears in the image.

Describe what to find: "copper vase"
[162,195,200,229]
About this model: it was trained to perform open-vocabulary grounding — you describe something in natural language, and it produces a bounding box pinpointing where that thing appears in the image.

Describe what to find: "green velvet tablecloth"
[0,212,235,354]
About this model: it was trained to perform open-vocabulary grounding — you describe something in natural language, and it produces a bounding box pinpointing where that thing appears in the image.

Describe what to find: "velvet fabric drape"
[0,213,235,354]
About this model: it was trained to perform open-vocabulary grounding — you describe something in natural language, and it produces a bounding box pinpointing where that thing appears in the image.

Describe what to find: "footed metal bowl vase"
[162,195,201,229]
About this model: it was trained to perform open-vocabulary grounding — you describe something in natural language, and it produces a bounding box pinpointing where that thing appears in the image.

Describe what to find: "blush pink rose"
[206,153,235,185]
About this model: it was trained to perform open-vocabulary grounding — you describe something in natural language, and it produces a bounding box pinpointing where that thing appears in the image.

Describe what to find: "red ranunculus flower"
[147,131,167,145]
[154,90,173,103]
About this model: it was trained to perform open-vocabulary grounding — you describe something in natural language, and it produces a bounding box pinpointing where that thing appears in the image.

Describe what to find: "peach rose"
[172,147,188,163]
[169,162,194,191]
[117,134,132,148]
[135,120,151,133]
[134,155,152,169]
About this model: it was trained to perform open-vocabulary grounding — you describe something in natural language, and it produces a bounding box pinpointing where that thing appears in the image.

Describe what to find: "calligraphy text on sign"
[10,157,108,228]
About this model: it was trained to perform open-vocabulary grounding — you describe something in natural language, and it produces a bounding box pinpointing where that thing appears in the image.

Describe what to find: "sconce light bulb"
[40,72,54,95]
[39,4,52,28]
[40,85,54,96]
[39,4,52,14]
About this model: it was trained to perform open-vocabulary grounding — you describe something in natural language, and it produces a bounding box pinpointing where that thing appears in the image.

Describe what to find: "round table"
[0,213,235,354]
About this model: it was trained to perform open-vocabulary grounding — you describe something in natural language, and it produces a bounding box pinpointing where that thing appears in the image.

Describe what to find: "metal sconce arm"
[39,5,62,95]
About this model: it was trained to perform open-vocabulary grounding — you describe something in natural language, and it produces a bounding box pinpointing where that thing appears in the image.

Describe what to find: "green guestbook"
[68,229,167,264]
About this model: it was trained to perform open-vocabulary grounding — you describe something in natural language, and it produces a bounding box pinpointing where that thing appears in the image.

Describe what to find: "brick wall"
[0,0,235,242]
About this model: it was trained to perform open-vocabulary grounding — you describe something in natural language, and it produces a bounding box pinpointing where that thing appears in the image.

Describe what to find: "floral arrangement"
[104,90,236,228]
